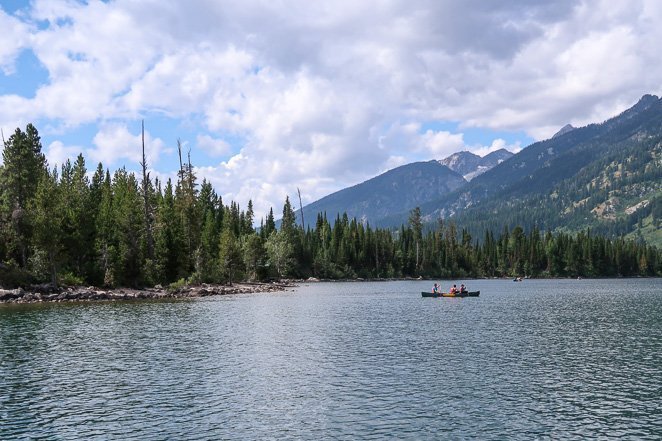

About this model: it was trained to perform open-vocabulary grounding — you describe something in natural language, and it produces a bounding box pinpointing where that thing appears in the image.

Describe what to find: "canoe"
[421,291,480,298]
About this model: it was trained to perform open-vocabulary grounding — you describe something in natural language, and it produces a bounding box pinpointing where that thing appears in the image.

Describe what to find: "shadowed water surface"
[1,279,661,439]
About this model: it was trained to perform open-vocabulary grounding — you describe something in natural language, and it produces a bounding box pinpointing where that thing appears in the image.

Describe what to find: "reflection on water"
[1,279,661,439]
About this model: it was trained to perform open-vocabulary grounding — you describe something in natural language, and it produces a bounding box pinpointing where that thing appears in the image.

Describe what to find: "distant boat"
[421,291,480,298]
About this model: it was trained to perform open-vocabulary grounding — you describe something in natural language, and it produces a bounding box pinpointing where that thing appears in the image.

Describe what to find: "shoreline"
[0,281,296,305]
[2,276,657,304]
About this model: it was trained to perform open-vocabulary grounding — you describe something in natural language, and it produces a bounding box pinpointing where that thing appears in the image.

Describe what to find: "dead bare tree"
[177,138,184,184]
[140,121,154,259]
[297,187,305,231]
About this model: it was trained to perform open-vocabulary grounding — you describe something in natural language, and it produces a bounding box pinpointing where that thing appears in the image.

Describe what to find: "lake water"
[1,279,661,439]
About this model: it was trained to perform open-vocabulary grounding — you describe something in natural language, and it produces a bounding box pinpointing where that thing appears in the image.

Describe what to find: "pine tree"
[218,218,242,283]
[242,233,264,281]
[153,179,184,284]
[175,141,199,274]
[96,170,115,286]
[59,154,93,278]
[111,168,144,287]
[31,167,62,285]
[1,124,47,267]
[281,196,296,237]
[140,121,155,261]
[409,206,423,274]
[263,207,276,239]
[194,210,219,283]
[244,200,255,235]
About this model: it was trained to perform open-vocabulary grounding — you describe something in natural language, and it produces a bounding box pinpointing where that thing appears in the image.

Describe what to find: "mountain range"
[439,149,514,181]
[299,160,466,225]
[298,95,661,245]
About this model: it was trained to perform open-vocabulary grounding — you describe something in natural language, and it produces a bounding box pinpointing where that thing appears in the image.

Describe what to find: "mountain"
[552,124,575,138]
[439,149,514,181]
[298,94,661,245]
[416,94,662,245]
[464,149,515,181]
[439,151,481,177]
[297,161,466,224]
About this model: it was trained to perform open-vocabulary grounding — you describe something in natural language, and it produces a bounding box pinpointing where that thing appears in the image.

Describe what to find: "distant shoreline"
[3,276,658,305]
[0,281,295,305]
[300,276,658,282]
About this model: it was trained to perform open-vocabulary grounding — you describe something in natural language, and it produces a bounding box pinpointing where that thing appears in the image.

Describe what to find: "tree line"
[1,124,659,288]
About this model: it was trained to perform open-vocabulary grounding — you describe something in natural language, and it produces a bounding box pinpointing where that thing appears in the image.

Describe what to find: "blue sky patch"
[0,49,49,97]
[0,0,29,15]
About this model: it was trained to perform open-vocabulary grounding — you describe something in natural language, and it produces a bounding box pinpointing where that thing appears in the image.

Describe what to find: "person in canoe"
[460,284,467,293]
[432,283,439,293]
[449,284,458,294]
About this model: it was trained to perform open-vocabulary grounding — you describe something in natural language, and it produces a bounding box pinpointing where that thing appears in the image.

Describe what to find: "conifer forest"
[1,124,659,288]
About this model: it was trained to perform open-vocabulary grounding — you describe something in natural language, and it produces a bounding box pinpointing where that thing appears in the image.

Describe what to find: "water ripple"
[1,279,661,439]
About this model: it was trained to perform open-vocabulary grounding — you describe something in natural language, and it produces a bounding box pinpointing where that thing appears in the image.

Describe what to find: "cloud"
[1,0,662,219]
[191,69,392,214]
[0,8,31,75]
[88,123,169,168]
[419,130,465,157]
[121,45,255,117]
[45,140,84,168]
[471,139,522,158]
[434,0,662,138]
[196,134,231,157]
[378,122,520,162]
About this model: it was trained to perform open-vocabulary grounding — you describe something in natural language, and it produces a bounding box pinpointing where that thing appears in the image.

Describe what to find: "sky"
[1,0,661,221]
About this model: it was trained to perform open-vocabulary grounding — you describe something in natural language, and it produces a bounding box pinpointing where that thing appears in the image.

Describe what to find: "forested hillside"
[449,126,661,245]
[412,95,662,245]
[1,124,659,289]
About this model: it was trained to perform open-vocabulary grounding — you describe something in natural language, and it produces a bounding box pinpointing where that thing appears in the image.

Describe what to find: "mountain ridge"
[439,148,514,181]
[552,124,575,138]
[298,94,661,245]
[297,160,466,225]
[406,94,662,244]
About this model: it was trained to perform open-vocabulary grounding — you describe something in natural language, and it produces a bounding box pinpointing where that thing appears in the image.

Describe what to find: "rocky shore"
[0,281,295,304]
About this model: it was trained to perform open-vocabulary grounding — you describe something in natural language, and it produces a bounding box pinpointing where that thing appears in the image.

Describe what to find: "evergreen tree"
[31,167,62,285]
[218,218,242,283]
[263,207,276,238]
[1,124,47,267]
[96,170,115,286]
[244,200,255,235]
[111,168,144,287]
[242,233,264,281]
[194,210,219,283]
[281,196,296,237]
[59,155,93,278]
[409,207,423,273]
[175,143,199,274]
[153,179,184,284]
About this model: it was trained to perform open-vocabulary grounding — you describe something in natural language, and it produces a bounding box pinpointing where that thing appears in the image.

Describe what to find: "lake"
[1,279,661,439]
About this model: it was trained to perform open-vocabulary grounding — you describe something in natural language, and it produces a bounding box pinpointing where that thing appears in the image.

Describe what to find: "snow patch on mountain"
[439,148,514,181]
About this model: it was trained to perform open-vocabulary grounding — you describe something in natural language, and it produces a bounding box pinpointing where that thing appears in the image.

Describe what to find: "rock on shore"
[0,282,294,304]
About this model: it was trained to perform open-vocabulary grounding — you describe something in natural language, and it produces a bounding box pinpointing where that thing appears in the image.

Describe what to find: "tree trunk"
[141,120,154,259]
[49,250,57,287]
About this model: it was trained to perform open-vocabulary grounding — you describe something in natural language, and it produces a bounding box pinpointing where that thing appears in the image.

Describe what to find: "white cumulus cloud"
[88,123,169,168]
[0,8,31,75]
[1,0,661,218]
[196,134,231,157]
